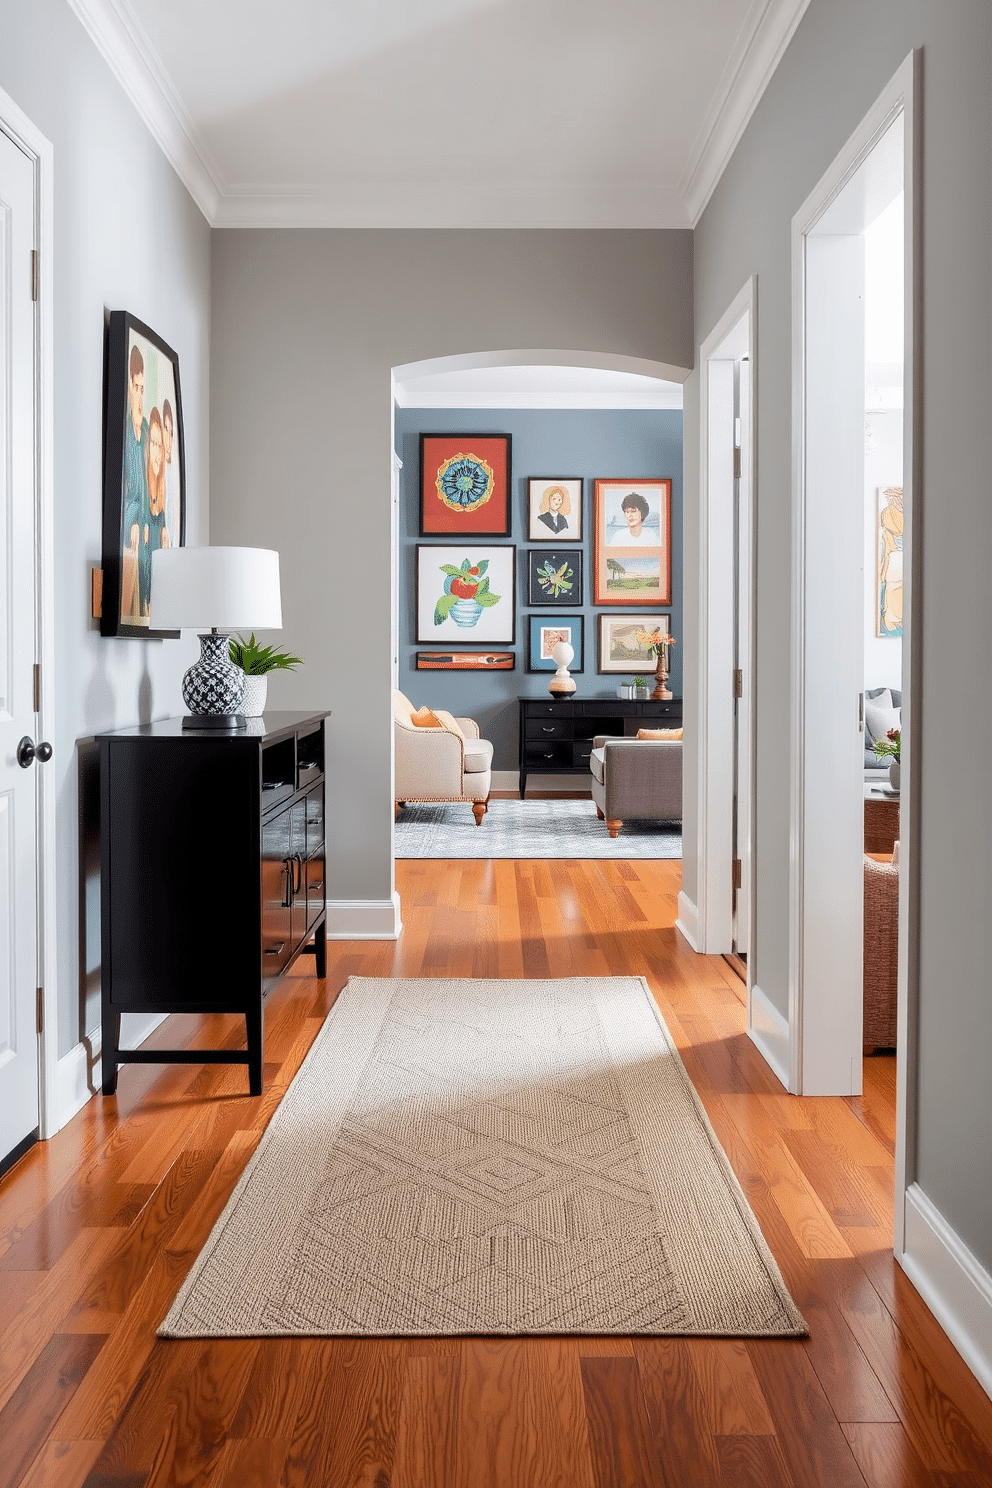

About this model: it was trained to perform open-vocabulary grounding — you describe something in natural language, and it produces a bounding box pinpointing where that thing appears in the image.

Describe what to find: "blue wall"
[395,407,683,771]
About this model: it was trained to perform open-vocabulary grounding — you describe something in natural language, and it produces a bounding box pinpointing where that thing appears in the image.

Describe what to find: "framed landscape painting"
[420,433,511,537]
[416,545,516,643]
[101,310,186,638]
[527,548,583,606]
[528,615,584,672]
[598,614,669,673]
[593,478,672,606]
[528,477,582,541]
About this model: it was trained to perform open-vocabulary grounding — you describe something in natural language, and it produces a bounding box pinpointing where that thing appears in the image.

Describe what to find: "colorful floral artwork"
[420,434,511,536]
[416,545,516,643]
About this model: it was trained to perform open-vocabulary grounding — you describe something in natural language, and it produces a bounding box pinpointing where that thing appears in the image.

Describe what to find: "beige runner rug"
[160,976,806,1338]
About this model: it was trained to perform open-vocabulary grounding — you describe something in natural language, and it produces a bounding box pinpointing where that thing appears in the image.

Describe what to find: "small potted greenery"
[633,675,650,700]
[872,726,901,791]
[229,633,304,717]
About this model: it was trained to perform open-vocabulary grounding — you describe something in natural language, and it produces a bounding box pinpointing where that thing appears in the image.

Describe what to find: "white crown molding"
[681,0,811,227]
[65,0,223,222]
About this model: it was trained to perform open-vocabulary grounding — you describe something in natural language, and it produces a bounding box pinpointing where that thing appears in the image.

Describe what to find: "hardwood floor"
[2,857,991,1487]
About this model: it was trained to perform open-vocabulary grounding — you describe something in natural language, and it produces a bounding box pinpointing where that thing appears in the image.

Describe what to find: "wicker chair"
[863,853,898,1052]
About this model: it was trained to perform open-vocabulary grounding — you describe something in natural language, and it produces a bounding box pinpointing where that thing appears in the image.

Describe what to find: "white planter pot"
[889,758,900,792]
[240,673,268,717]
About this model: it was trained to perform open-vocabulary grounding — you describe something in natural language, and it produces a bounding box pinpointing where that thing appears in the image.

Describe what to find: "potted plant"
[229,633,304,717]
[872,726,901,791]
[633,675,650,700]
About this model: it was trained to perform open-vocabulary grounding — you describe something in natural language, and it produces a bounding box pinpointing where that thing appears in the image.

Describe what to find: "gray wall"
[394,406,684,771]
[0,0,211,1055]
[209,230,693,903]
[688,0,992,1267]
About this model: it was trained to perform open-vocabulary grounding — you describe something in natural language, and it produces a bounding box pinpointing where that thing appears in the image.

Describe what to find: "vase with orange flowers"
[637,626,677,700]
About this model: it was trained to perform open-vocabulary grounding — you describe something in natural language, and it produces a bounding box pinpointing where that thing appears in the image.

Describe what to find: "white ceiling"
[394,363,683,409]
[68,0,809,228]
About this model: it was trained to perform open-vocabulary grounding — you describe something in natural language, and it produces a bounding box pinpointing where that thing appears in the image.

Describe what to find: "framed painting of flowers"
[527,549,582,605]
[420,433,512,536]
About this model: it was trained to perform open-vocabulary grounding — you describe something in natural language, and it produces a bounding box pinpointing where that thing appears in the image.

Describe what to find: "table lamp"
[150,546,282,730]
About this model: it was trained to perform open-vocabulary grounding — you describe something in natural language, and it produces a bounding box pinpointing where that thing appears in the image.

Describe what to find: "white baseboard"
[901,1182,992,1403]
[325,893,402,940]
[748,983,791,1091]
[675,891,699,949]
[51,1012,167,1134]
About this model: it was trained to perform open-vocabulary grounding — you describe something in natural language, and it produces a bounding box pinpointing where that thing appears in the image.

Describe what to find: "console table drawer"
[525,718,573,741]
[525,742,572,767]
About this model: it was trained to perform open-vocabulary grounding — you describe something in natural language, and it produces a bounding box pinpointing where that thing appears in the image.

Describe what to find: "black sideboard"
[518,696,683,797]
[97,711,328,1097]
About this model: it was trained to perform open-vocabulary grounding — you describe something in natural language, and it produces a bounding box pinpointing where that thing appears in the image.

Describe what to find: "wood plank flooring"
[2,857,991,1487]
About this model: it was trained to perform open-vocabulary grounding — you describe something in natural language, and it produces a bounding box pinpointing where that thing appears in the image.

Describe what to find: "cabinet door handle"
[265,942,286,956]
[282,861,293,908]
[294,853,304,894]
[308,878,324,893]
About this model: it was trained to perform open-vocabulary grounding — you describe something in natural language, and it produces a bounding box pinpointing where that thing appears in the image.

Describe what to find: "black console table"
[97,711,328,1097]
[519,696,683,798]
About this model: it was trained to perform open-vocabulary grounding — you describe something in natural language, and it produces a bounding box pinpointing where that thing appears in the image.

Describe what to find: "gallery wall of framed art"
[395,406,684,770]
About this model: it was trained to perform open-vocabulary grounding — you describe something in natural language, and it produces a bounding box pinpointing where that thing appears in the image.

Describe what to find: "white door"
[732,358,751,956]
[0,129,41,1163]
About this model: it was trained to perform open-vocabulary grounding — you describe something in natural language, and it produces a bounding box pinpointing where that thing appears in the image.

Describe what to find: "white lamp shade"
[151,546,282,632]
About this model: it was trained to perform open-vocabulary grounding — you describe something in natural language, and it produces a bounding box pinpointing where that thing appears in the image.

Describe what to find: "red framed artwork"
[593,478,672,606]
[420,432,512,537]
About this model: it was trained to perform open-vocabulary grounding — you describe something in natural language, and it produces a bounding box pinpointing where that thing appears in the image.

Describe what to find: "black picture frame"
[527,548,583,606]
[527,477,583,541]
[101,310,186,637]
[419,432,512,537]
[527,614,585,672]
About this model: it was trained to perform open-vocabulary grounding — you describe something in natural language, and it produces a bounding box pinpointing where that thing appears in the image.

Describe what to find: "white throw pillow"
[865,695,900,746]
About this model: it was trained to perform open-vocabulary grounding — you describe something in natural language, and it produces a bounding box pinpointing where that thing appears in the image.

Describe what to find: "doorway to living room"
[390,352,688,864]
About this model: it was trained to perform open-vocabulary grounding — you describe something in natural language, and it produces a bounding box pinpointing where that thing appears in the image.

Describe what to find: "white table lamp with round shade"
[150,546,282,730]
[548,638,576,697]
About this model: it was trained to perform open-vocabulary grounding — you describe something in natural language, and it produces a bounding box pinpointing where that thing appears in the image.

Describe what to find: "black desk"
[518,696,682,798]
[97,711,328,1096]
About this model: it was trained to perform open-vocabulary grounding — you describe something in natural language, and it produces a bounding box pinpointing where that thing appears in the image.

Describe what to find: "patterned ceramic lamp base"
[181,632,247,730]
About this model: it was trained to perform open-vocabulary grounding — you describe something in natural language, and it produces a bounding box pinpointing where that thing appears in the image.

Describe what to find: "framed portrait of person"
[420,433,512,537]
[528,478,582,541]
[593,478,671,606]
[101,311,186,638]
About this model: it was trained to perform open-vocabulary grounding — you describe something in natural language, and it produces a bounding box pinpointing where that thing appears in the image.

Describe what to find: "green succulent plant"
[229,633,304,676]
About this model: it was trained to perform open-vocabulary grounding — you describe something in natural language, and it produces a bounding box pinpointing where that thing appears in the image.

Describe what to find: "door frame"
[0,90,57,1139]
[789,54,918,1236]
[690,278,757,972]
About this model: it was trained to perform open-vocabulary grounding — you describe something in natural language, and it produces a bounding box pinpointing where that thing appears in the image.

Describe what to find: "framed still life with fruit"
[420,433,512,537]
[415,545,516,643]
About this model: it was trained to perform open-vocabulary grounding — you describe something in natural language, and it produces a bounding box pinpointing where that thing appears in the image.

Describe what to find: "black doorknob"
[16,736,53,768]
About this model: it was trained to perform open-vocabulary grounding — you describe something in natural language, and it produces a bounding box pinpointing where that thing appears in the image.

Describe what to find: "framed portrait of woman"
[593,478,671,606]
[101,311,186,638]
[528,478,582,541]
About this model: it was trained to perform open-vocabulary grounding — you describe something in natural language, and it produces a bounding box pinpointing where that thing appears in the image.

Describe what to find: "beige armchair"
[589,736,682,838]
[394,690,493,825]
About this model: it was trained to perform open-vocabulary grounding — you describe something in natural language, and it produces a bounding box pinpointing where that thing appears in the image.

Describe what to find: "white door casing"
[733,358,752,956]
[0,128,40,1160]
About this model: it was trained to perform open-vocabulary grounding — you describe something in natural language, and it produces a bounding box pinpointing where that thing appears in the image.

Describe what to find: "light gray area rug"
[395,798,682,859]
[161,977,806,1339]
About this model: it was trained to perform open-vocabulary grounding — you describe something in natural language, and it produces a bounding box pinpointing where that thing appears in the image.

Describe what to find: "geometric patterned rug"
[160,977,805,1338]
[394,798,682,859]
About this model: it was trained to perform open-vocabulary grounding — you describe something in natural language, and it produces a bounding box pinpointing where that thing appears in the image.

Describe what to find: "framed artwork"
[101,311,186,637]
[528,615,584,672]
[875,485,904,637]
[593,478,672,606]
[528,548,583,606]
[528,477,582,541]
[598,614,670,673]
[420,433,512,536]
[416,651,515,671]
[416,545,516,643]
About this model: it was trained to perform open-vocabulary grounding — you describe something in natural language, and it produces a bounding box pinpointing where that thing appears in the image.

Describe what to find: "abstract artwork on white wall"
[875,485,904,637]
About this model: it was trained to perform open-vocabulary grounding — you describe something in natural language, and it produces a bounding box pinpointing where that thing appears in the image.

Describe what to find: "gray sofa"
[589,736,682,838]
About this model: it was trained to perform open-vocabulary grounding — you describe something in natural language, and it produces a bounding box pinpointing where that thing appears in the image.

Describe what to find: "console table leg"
[246,1005,263,1096]
[314,918,327,979]
[101,1012,120,1096]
